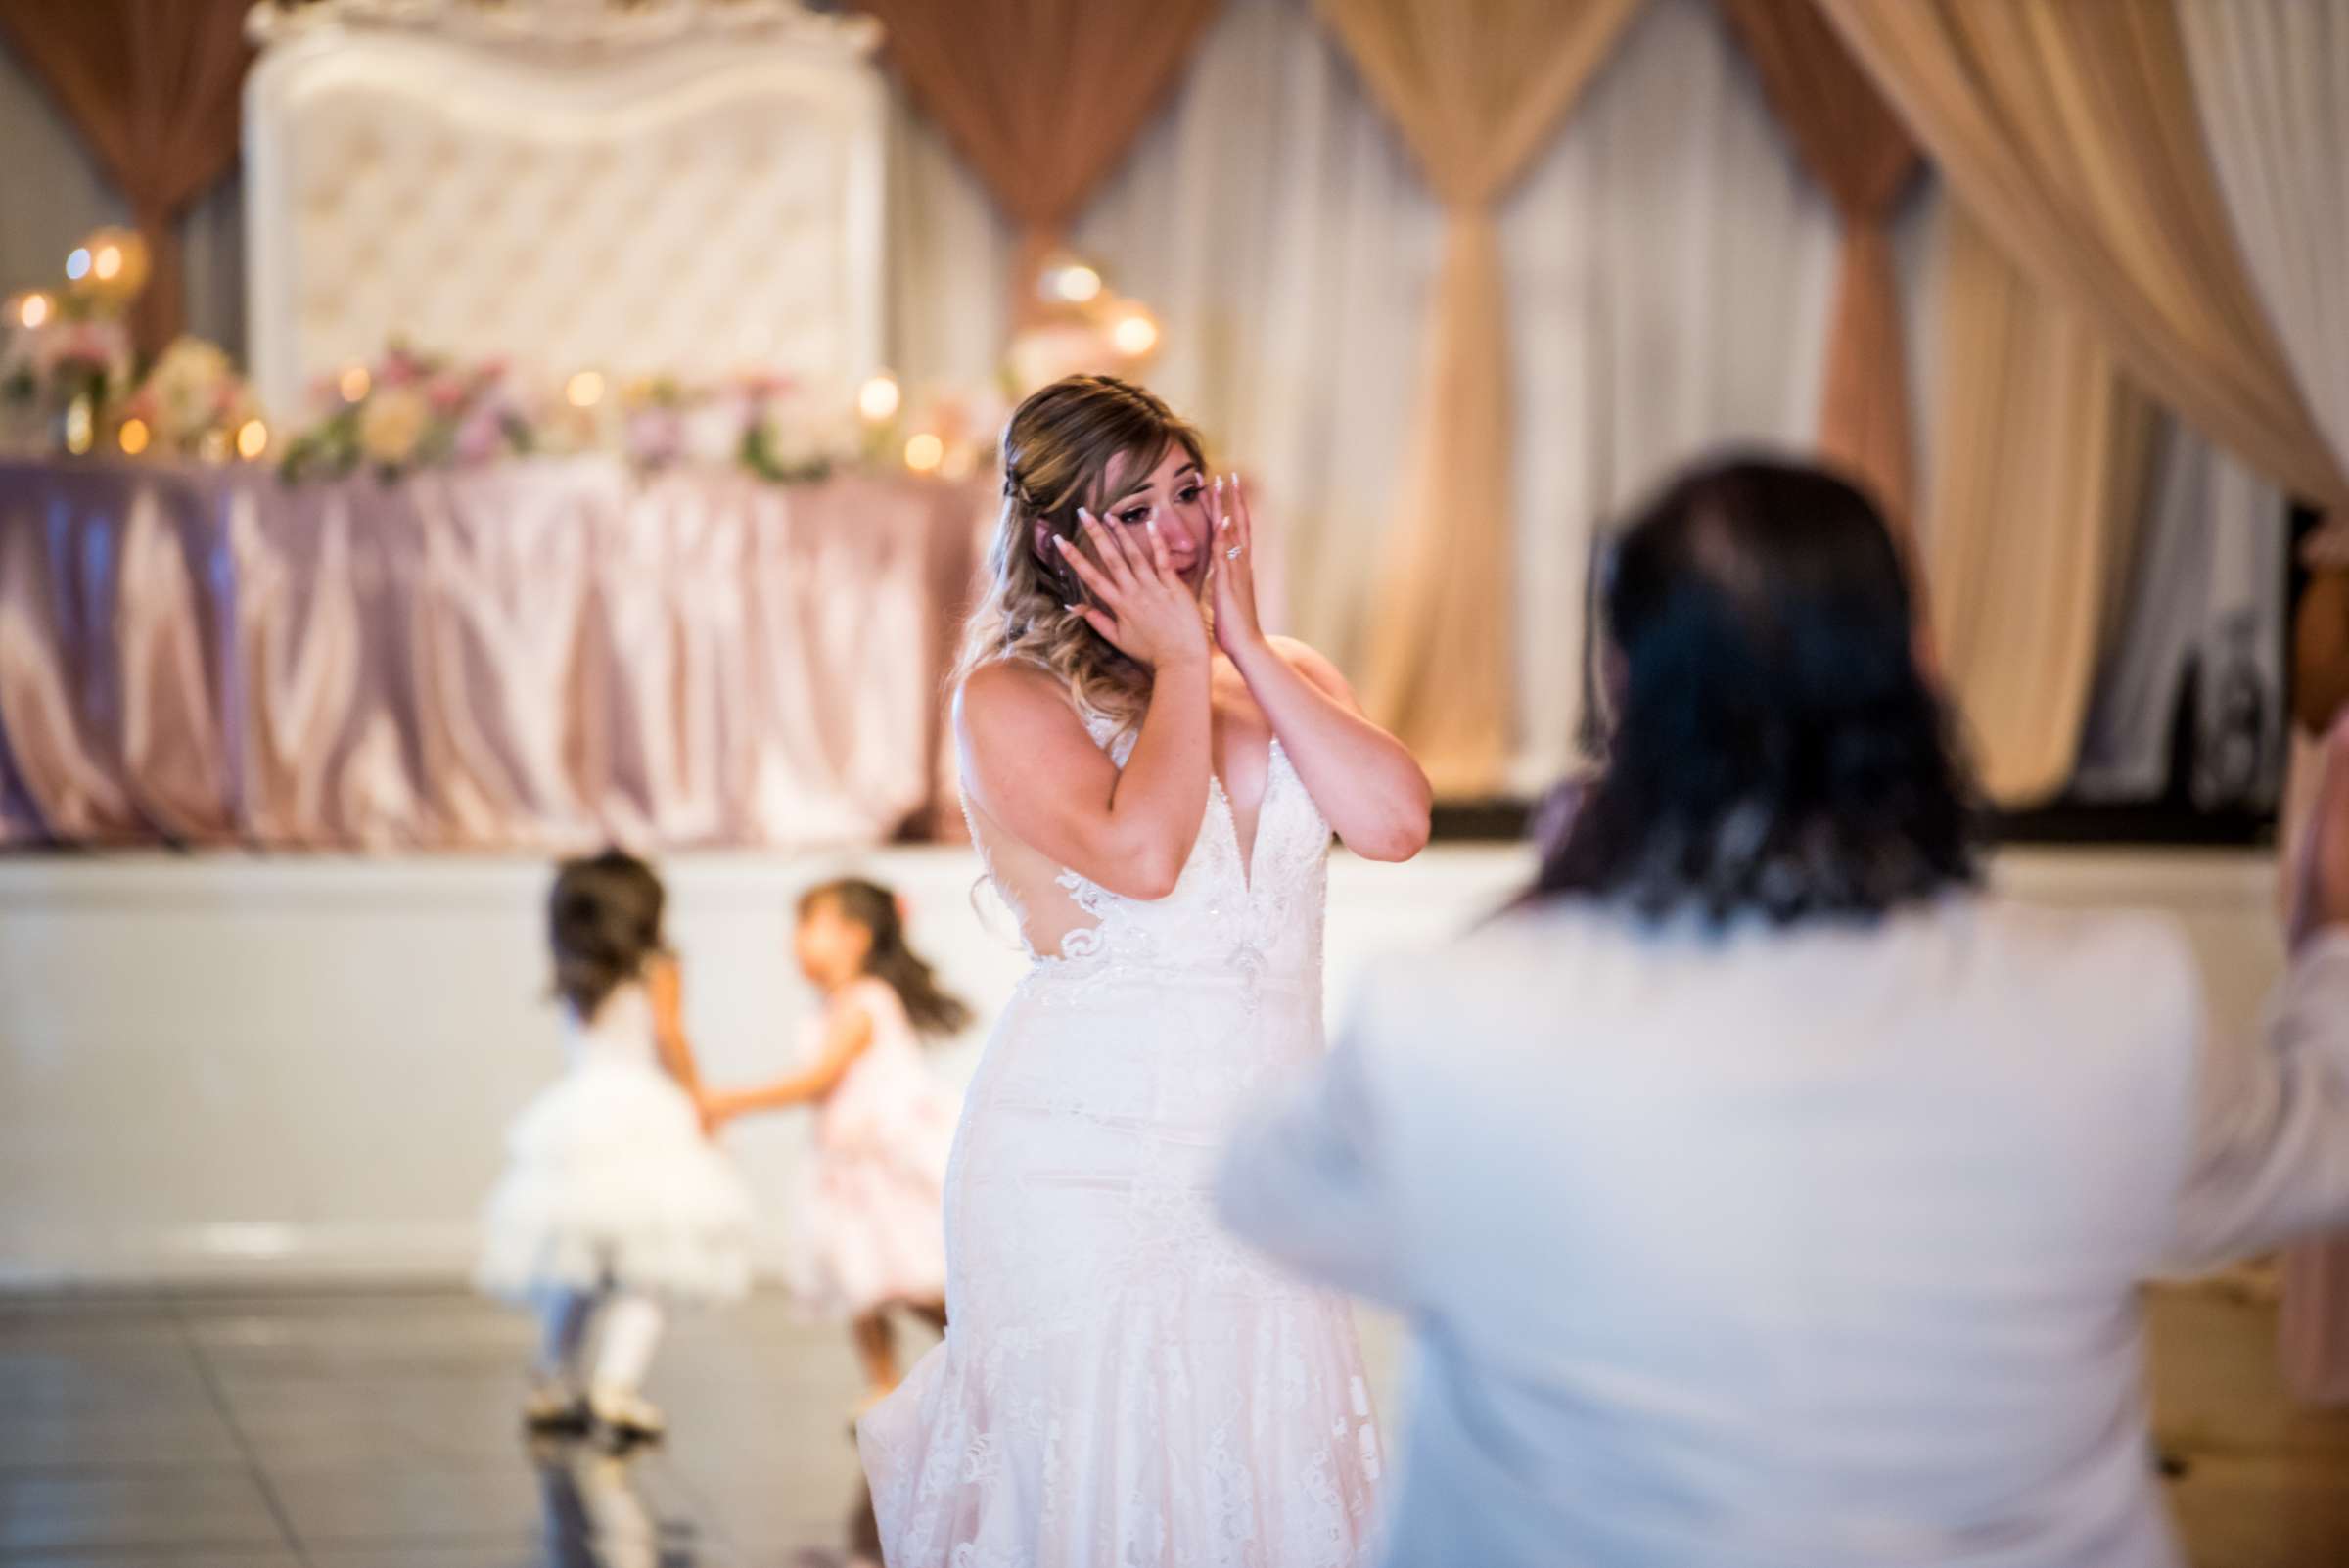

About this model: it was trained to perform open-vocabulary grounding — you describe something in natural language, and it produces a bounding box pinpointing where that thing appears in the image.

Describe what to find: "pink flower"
[425,374,471,416]
[377,346,426,388]
[451,402,508,463]
[733,369,796,402]
[623,407,684,466]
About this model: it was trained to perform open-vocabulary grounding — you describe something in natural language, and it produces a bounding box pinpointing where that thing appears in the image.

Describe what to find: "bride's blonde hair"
[953,375,1207,726]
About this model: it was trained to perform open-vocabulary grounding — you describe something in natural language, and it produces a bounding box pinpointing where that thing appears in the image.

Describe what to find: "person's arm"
[646,956,709,1105]
[961,511,1215,900]
[2171,715,2349,1267]
[705,1004,876,1127]
[1209,477,1430,862]
[1215,983,1409,1306]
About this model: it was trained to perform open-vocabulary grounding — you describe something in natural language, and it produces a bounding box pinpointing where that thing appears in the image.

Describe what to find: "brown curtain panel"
[0,0,253,355]
[1318,0,1643,796]
[854,0,1222,315]
[1924,203,2156,807]
[1815,0,2349,510]
[1716,0,1920,527]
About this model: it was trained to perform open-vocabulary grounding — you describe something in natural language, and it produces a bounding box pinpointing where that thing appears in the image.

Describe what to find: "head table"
[0,456,985,852]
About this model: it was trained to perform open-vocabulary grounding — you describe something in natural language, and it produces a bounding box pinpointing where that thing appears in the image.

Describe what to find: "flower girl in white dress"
[858,377,1432,1566]
[479,851,755,1444]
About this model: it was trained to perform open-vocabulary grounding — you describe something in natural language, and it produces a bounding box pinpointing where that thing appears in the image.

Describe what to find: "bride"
[859,375,1431,1565]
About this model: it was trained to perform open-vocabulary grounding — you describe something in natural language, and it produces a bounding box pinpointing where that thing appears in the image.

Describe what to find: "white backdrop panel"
[243,11,886,418]
[0,846,2286,1288]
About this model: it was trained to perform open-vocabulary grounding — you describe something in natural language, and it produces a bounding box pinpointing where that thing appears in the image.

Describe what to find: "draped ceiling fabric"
[2176,0,2349,1410]
[1315,0,1643,797]
[852,0,1223,319]
[1924,205,2155,807]
[1715,0,1919,530]
[1815,0,2348,513]
[0,461,980,852]
[0,0,252,355]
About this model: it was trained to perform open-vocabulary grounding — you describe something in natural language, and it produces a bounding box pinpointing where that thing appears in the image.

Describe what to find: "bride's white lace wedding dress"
[859,707,1384,1567]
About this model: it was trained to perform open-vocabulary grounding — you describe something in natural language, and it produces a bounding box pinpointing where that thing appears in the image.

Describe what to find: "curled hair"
[1532,455,1980,925]
[548,850,668,1018]
[952,375,1206,725]
[802,877,973,1038]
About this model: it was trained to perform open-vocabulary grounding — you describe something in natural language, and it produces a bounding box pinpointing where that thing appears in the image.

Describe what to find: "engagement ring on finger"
[1225,545,1243,559]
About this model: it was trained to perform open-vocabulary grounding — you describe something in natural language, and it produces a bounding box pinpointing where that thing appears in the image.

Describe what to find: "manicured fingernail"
[1053,535,1071,551]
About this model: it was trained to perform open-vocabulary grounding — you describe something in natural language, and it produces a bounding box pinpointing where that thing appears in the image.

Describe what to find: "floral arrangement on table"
[115,338,269,462]
[277,342,535,482]
[1,227,146,456]
[615,371,864,484]
[1,228,1164,494]
[272,346,884,485]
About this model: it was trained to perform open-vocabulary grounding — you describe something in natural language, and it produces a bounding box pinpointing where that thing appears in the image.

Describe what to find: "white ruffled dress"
[478,983,754,1304]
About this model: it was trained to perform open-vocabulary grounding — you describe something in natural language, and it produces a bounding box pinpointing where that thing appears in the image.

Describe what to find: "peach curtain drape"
[1317,0,1642,796]
[1715,0,1921,527]
[853,0,1223,318]
[1922,204,2156,805]
[0,0,252,355]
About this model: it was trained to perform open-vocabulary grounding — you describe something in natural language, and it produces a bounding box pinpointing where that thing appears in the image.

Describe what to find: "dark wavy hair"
[801,877,974,1038]
[1530,455,1980,924]
[548,850,668,1018]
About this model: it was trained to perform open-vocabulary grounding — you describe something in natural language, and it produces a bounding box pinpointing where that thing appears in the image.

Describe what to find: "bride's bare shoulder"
[954,661,1087,747]
[1264,636,1361,706]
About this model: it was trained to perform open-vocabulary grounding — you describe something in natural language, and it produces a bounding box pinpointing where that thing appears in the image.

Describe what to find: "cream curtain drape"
[1816,0,2346,509]
[1315,0,1642,796]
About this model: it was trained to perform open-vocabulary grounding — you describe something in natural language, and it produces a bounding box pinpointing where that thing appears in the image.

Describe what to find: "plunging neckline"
[1211,737,1283,896]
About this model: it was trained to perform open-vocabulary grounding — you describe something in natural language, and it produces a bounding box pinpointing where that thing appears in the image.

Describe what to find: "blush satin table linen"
[0,456,981,851]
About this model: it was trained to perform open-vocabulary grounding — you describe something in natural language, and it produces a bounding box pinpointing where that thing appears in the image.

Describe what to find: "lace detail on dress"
[864,699,1376,1567]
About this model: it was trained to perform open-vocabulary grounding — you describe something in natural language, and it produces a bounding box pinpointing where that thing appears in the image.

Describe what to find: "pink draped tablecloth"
[0,456,983,852]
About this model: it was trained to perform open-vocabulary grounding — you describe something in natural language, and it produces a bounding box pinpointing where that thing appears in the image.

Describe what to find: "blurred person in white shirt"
[1219,454,2349,1568]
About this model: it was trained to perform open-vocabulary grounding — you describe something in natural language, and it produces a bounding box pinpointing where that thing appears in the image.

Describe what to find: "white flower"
[358,386,431,466]
[144,337,235,446]
[681,396,749,465]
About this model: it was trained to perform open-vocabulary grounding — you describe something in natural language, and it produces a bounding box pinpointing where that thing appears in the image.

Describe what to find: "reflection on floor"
[0,1278,2344,1566]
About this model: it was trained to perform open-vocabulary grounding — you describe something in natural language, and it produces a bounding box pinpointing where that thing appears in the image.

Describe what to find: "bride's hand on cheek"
[1209,475,1266,659]
[1054,510,1210,672]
